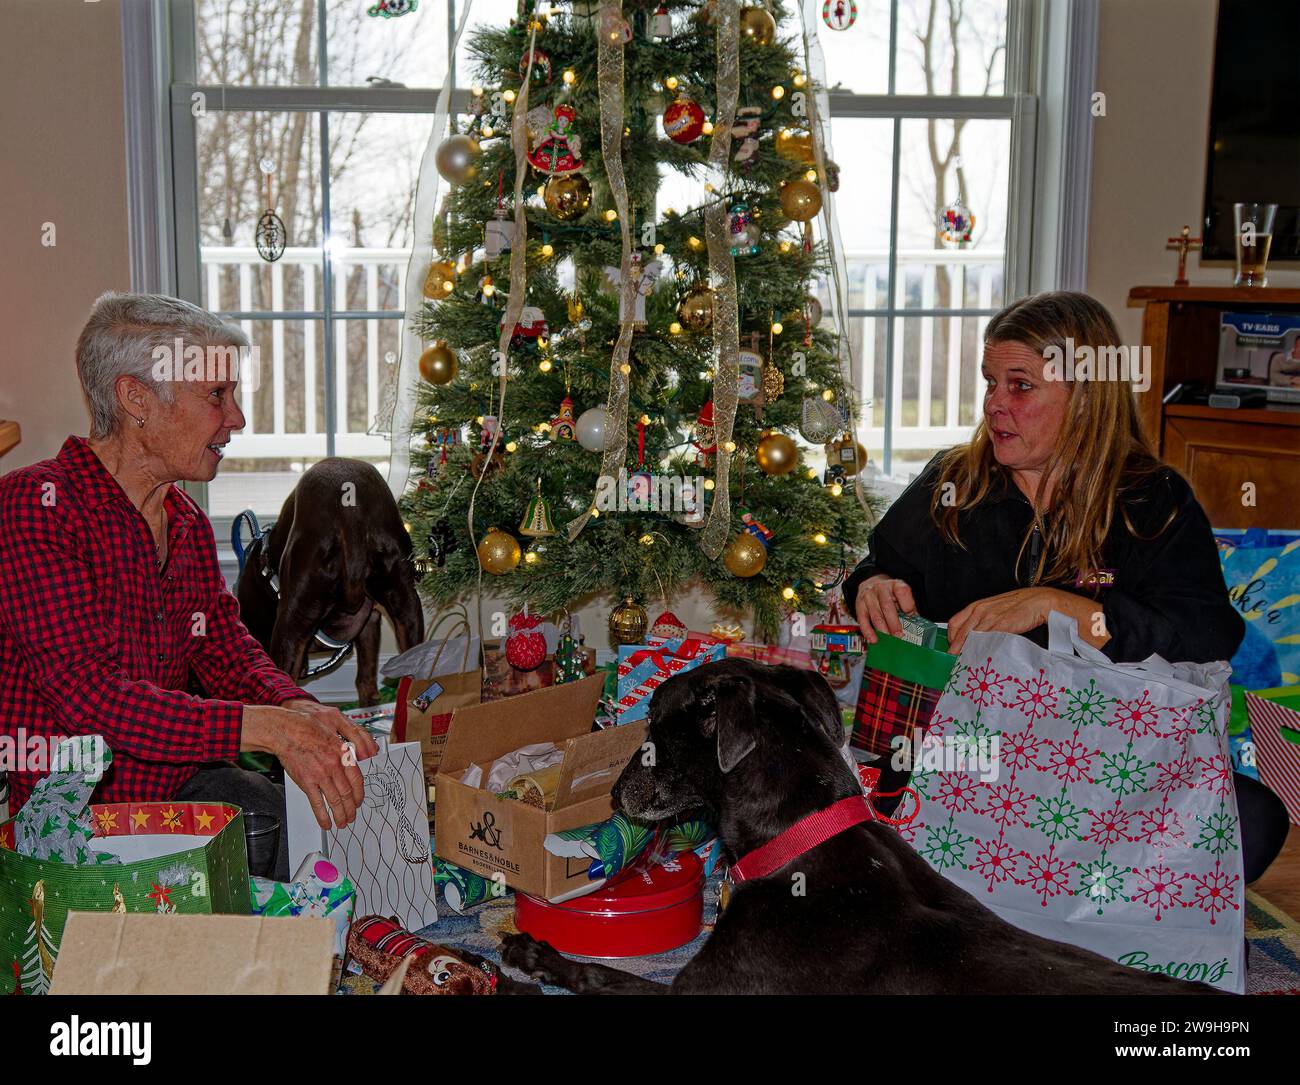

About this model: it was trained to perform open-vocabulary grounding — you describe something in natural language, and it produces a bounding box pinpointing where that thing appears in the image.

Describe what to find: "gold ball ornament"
[418,342,458,385]
[776,128,814,163]
[723,532,768,578]
[422,259,457,299]
[477,528,521,574]
[676,286,714,333]
[826,434,869,475]
[755,431,798,475]
[544,173,593,221]
[780,178,823,222]
[435,135,481,185]
[739,5,777,45]
[608,596,649,646]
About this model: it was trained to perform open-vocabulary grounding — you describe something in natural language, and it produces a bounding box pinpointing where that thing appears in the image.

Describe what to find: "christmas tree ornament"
[825,159,841,192]
[255,158,287,263]
[476,273,496,305]
[600,8,633,43]
[368,0,417,16]
[821,0,857,30]
[663,97,706,144]
[811,600,864,688]
[518,478,558,537]
[677,476,707,527]
[575,406,610,451]
[603,252,662,326]
[543,172,593,220]
[800,395,843,442]
[738,346,765,404]
[549,395,577,440]
[505,605,547,670]
[470,448,505,479]
[826,432,868,475]
[709,619,745,643]
[723,532,767,577]
[422,258,457,298]
[566,292,587,325]
[651,4,673,38]
[418,342,458,384]
[939,199,976,247]
[756,431,797,475]
[739,5,777,45]
[501,305,549,348]
[553,615,586,684]
[676,285,714,332]
[650,609,688,640]
[728,201,761,256]
[731,105,763,167]
[486,205,512,257]
[478,528,521,574]
[608,596,649,646]
[762,361,785,403]
[429,517,456,567]
[435,134,481,185]
[740,509,775,546]
[799,294,824,329]
[691,400,718,465]
[780,178,823,222]
[775,127,814,163]
[527,104,584,175]
[520,46,552,85]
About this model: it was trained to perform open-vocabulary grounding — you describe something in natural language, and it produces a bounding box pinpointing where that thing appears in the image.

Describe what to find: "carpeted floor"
[340,875,1300,995]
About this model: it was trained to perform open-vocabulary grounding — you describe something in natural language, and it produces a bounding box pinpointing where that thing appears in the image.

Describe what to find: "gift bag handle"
[420,604,477,680]
[1046,610,1184,682]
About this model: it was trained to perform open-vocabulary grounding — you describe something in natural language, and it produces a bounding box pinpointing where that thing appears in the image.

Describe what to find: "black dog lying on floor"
[236,458,424,705]
[502,658,1217,995]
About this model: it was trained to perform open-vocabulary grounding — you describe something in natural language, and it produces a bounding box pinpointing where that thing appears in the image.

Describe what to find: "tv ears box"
[434,673,648,901]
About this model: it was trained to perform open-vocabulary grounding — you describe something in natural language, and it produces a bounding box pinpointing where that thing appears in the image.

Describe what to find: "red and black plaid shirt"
[0,436,310,812]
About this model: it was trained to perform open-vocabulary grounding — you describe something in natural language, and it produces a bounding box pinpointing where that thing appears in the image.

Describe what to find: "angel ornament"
[526,103,583,176]
[602,252,663,326]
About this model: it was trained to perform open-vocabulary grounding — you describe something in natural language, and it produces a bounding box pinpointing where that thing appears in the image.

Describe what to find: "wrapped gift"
[725,641,815,669]
[616,637,727,723]
[250,853,356,956]
[1245,688,1300,823]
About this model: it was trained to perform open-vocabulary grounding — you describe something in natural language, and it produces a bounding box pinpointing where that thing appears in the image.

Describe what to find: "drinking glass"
[1234,202,1278,287]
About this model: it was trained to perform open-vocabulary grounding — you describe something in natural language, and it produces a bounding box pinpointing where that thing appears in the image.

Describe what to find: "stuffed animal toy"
[345,915,497,995]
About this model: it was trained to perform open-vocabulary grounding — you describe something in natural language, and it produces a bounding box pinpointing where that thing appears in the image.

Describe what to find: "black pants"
[869,761,1290,884]
[176,762,290,881]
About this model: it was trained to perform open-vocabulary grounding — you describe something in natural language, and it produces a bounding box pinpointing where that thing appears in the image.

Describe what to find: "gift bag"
[388,606,482,776]
[615,637,727,724]
[1244,688,1300,823]
[851,629,955,758]
[0,800,250,994]
[1216,529,1300,689]
[897,612,1244,992]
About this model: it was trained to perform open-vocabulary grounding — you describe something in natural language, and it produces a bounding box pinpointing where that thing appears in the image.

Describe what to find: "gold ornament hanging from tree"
[608,596,648,646]
[826,433,869,475]
[418,342,458,384]
[780,178,823,222]
[723,532,767,577]
[422,259,458,298]
[518,479,558,537]
[544,173,593,220]
[775,128,814,163]
[676,285,714,333]
[762,363,785,403]
[435,135,481,185]
[756,431,797,475]
[477,528,521,574]
[739,5,777,45]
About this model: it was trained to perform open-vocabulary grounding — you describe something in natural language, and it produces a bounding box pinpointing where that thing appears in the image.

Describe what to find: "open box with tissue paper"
[433,673,648,901]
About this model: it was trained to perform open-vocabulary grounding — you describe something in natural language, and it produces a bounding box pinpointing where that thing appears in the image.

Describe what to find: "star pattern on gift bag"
[1075,850,1132,914]
[1159,699,1202,743]
[1084,797,1135,849]
[978,781,1031,829]
[917,815,974,871]
[951,717,998,764]
[1154,752,1196,794]
[1193,753,1233,797]
[1131,862,1188,921]
[1014,846,1072,907]
[1190,800,1239,858]
[1132,795,1187,854]
[1027,790,1088,844]
[1004,669,1060,722]
[1042,735,1096,785]
[1002,727,1046,775]
[1059,677,1113,730]
[969,836,1020,892]
[1185,859,1240,926]
[942,659,967,697]
[1094,743,1156,797]
[1193,698,1222,736]
[935,773,980,814]
[962,658,1007,709]
[1109,689,1162,742]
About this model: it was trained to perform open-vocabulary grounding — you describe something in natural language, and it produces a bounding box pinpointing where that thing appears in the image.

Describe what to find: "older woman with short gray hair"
[0,292,377,880]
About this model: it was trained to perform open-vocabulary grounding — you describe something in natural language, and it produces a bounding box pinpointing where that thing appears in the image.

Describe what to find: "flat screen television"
[1202,0,1300,261]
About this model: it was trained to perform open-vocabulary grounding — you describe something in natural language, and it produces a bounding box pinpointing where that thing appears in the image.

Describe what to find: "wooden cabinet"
[1127,287,1300,529]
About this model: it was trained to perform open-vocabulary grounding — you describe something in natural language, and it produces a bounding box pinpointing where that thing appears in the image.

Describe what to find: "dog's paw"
[500,932,569,985]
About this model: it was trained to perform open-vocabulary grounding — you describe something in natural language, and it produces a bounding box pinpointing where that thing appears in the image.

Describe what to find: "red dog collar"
[728,795,873,884]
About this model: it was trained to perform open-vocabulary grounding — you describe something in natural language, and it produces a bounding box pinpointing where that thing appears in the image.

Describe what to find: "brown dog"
[236,458,424,704]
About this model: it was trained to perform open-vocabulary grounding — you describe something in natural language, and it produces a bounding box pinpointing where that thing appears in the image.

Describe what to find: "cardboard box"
[434,673,647,900]
[49,912,335,994]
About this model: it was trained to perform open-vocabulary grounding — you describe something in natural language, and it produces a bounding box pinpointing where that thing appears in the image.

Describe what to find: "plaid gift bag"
[851,630,955,758]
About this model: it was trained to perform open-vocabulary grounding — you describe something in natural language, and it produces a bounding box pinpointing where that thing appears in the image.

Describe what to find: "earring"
[132,415,145,428]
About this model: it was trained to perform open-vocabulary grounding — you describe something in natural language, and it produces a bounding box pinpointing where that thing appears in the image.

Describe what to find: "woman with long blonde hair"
[843,290,1288,880]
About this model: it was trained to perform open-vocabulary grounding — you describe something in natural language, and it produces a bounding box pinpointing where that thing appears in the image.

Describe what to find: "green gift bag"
[850,631,956,758]
[0,801,251,994]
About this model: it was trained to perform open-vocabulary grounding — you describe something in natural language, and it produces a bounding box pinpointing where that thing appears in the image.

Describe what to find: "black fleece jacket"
[842,456,1243,665]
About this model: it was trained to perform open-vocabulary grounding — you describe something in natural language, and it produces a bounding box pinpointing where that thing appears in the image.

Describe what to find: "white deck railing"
[199,245,1004,469]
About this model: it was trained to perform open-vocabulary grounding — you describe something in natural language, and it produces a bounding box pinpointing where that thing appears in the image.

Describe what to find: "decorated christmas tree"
[398,0,877,642]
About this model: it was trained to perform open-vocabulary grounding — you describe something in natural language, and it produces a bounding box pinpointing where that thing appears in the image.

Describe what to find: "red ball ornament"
[505,608,547,671]
[663,98,706,144]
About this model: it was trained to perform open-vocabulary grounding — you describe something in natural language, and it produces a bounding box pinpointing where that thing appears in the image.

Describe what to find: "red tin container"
[514,853,704,958]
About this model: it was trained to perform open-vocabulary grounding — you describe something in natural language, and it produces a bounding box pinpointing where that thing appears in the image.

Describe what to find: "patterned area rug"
[340,879,1300,995]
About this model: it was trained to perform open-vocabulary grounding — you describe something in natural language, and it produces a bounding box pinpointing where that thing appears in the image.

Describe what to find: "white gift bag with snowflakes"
[894,612,1244,992]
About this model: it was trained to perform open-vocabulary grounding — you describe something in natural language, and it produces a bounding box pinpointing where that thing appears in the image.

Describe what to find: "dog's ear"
[698,670,759,772]
[780,665,845,749]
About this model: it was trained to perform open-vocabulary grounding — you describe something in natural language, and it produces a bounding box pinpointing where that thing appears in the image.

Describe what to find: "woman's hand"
[855,574,918,644]
[946,587,1108,655]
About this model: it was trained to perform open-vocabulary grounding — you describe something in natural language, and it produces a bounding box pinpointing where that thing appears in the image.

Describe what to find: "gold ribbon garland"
[699,0,742,560]
[567,0,636,542]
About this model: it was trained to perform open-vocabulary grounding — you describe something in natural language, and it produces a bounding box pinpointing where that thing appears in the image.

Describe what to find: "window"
[152,0,1043,517]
